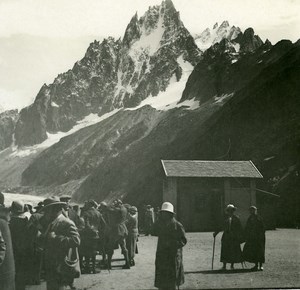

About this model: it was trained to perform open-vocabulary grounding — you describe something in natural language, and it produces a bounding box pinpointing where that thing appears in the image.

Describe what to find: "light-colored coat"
[44,213,80,289]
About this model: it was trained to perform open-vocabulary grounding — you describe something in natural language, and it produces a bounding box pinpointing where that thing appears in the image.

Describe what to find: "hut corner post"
[250,179,257,206]
[163,177,178,212]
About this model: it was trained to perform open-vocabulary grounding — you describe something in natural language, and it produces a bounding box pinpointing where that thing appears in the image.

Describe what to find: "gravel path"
[27,229,300,289]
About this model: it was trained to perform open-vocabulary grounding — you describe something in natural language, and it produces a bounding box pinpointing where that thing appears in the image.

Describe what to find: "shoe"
[122,264,131,269]
[221,266,227,271]
[251,266,258,271]
[259,266,264,271]
[130,259,135,266]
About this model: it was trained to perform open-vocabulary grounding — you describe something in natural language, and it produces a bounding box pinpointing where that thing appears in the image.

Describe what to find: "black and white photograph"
[0,0,299,289]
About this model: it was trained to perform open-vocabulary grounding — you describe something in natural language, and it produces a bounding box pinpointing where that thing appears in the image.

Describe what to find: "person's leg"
[222,262,227,270]
[251,263,258,270]
[107,248,113,270]
[259,262,263,271]
[85,255,91,273]
[120,238,130,269]
[230,263,234,270]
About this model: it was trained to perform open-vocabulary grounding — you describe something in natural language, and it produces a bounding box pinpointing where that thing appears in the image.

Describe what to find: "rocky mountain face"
[0,110,18,150]
[194,21,241,51]
[0,0,298,227]
[20,36,300,228]
[14,0,200,147]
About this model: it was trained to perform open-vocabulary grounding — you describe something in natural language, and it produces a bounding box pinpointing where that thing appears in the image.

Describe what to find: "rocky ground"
[27,229,300,290]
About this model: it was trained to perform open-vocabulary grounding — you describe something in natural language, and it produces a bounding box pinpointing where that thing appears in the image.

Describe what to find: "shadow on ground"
[185,269,254,275]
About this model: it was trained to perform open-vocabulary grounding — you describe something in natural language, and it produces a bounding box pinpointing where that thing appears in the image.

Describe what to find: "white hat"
[160,202,175,214]
[226,204,237,211]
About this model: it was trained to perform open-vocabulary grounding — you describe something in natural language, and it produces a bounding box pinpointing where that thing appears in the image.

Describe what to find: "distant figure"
[106,199,130,269]
[153,202,187,290]
[9,201,31,290]
[0,192,15,290]
[213,204,243,270]
[243,206,266,271]
[144,205,154,235]
[126,206,139,266]
[80,200,103,274]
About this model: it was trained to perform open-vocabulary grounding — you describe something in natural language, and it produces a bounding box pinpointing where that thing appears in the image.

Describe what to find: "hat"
[249,205,258,210]
[226,204,237,211]
[160,202,175,214]
[42,197,66,211]
[34,201,44,209]
[10,201,25,214]
[129,206,138,213]
[88,199,99,208]
[60,195,72,202]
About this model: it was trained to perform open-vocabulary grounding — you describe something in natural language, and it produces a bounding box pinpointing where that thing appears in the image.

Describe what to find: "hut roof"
[161,160,263,178]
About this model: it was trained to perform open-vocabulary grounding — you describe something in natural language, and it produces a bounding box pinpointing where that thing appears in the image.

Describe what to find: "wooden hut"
[161,160,271,231]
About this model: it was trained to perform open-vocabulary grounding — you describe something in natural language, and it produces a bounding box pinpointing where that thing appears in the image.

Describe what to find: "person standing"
[144,205,154,236]
[9,201,31,290]
[243,206,266,271]
[213,204,243,270]
[41,197,80,290]
[153,202,187,290]
[0,192,15,290]
[106,199,130,270]
[126,206,139,266]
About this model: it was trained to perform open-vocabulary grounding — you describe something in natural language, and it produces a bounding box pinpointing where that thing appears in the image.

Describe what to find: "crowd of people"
[0,190,266,290]
[0,193,140,290]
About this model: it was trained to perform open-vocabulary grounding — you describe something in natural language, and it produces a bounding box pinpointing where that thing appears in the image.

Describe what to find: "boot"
[122,252,131,269]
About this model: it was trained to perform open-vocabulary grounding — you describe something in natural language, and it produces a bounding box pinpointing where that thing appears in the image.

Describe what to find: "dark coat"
[221,214,243,263]
[9,214,31,290]
[243,214,265,263]
[0,229,5,266]
[153,218,187,289]
[0,206,15,290]
[107,205,128,238]
[44,214,80,287]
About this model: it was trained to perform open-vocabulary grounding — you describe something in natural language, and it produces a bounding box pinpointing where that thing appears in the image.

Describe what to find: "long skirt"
[243,237,265,263]
[221,233,242,263]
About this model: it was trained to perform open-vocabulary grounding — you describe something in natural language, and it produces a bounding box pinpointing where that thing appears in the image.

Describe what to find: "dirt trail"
[27,229,300,289]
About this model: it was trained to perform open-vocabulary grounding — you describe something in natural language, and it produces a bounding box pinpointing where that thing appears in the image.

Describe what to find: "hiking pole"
[212,236,216,270]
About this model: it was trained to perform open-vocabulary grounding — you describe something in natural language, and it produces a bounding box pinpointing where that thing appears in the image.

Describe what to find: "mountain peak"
[194,21,241,51]
[234,27,263,53]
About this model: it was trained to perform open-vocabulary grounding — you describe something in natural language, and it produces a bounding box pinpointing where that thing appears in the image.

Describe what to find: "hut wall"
[177,178,223,231]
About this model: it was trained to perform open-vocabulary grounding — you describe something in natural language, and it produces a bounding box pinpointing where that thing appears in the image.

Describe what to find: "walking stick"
[212,236,216,270]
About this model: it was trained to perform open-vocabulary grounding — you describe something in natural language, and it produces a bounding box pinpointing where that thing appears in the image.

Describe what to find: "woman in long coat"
[0,196,15,290]
[214,204,243,270]
[152,202,187,290]
[242,206,265,271]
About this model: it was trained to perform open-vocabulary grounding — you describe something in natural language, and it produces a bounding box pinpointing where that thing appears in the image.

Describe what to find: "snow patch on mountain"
[10,109,121,157]
[129,12,164,57]
[127,55,198,111]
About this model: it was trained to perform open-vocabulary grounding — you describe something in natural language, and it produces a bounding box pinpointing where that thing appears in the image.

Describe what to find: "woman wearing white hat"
[213,204,243,270]
[152,202,187,290]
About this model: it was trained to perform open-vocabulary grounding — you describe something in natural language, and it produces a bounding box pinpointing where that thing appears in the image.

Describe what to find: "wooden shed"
[161,160,266,231]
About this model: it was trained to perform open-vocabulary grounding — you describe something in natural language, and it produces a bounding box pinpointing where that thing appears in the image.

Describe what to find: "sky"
[0,0,299,111]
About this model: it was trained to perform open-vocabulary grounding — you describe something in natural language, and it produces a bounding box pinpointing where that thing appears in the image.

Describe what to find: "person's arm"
[0,229,6,266]
[176,222,187,248]
[49,222,80,249]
